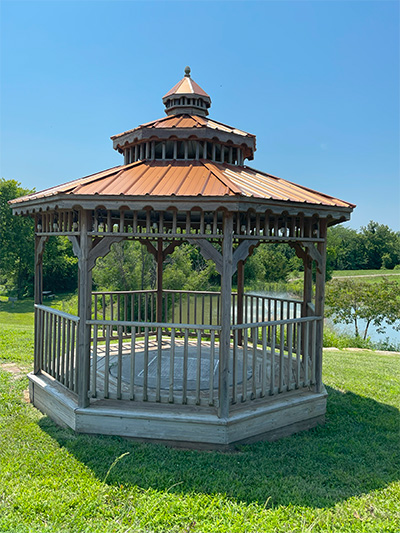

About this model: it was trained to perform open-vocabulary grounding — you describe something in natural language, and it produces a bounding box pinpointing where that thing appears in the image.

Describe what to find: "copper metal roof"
[111,114,254,141]
[10,160,355,209]
[163,76,210,99]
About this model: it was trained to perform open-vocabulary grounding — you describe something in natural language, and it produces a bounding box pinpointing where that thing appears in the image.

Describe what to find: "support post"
[34,234,46,374]
[77,211,92,408]
[156,238,163,322]
[314,220,327,393]
[237,259,244,346]
[219,212,233,419]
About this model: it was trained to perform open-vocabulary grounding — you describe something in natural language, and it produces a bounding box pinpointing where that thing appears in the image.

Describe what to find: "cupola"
[162,66,211,117]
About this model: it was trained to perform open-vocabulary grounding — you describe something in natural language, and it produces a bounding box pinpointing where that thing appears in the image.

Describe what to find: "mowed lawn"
[0,298,399,532]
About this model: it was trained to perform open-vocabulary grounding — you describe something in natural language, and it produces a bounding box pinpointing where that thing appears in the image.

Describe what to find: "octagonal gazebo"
[11,68,354,448]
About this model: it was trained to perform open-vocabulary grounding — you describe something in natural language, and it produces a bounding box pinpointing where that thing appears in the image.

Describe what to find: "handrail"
[35,304,80,322]
[87,319,221,330]
[230,315,322,330]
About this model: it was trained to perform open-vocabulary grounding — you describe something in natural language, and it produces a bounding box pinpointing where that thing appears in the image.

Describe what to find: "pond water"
[250,291,400,347]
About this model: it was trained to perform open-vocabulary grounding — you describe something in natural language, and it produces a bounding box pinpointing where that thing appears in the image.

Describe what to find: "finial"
[184,66,191,77]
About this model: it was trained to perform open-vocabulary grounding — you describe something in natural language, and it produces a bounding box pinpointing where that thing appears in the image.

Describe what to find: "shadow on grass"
[38,386,399,508]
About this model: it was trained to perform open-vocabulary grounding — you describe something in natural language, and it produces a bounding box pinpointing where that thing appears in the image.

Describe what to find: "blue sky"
[1,0,399,231]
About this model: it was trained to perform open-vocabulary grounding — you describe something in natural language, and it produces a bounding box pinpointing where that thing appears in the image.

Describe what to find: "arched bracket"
[188,238,256,276]
[290,242,323,273]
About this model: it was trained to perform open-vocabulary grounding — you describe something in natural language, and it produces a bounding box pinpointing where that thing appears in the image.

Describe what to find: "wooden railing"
[34,293,322,412]
[243,293,302,323]
[230,316,321,404]
[87,320,221,406]
[34,305,79,393]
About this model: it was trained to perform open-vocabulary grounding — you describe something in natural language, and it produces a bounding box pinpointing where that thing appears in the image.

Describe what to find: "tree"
[0,179,35,297]
[360,221,400,270]
[43,236,78,293]
[93,241,155,291]
[325,278,400,339]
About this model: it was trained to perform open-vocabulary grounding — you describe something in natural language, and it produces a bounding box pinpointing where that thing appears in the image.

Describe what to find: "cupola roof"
[162,67,211,116]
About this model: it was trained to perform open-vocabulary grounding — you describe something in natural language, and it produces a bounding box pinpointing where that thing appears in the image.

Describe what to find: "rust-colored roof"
[163,76,210,99]
[111,114,254,141]
[10,160,355,209]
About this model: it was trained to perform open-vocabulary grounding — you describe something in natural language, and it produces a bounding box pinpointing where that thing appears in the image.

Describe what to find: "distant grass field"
[0,298,399,532]
[332,269,400,281]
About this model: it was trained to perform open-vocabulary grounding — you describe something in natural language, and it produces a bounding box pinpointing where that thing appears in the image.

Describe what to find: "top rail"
[230,315,322,330]
[35,304,80,323]
[87,319,222,330]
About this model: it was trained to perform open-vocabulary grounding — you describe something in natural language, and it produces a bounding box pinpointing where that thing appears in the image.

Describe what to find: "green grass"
[332,269,400,281]
[1,302,399,532]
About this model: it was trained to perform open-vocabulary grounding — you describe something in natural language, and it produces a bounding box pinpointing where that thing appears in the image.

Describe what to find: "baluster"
[104,326,110,398]
[92,324,98,397]
[232,329,238,404]
[252,327,257,399]
[242,327,248,402]
[71,321,77,392]
[156,327,162,402]
[311,320,316,385]
[196,330,201,405]
[287,323,293,390]
[65,318,71,389]
[182,329,189,404]
[209,329,215,406]
[130,326,136,400]
[279,324,285,392]
[270,325,276,395]
[142,327,149,401]
[296,321,301,388]
[261,326,267,397]
[304,321,310,386]
[169,328,175,403]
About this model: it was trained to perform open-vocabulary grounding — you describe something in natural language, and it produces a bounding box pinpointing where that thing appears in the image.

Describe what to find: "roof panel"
[10,160,355,209]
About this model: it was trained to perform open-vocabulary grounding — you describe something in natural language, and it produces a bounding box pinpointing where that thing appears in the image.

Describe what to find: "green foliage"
[325,278,400,339]
[244,244,298,287]
[43,237,78,292]
[93,241,155,291]
[328,221,400,271]
[163,244,218,291]
[0,179,35,297]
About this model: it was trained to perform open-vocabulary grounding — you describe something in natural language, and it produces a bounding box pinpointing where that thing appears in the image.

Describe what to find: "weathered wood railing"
[244,293,302,323]
[34,304,79,393]
[230,315,321,404]
[87,320,221,406]
[34,293,322,412]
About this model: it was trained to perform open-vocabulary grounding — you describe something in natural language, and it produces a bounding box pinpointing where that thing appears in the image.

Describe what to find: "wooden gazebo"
[11,67,354,448]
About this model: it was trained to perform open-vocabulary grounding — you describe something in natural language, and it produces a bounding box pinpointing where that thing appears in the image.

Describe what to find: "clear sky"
[1,0,399,231]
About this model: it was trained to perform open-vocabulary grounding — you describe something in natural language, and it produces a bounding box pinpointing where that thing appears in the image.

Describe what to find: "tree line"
[1,178,400,298]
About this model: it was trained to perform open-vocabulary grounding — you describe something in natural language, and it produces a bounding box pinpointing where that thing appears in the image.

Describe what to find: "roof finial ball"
[184,66,191,77]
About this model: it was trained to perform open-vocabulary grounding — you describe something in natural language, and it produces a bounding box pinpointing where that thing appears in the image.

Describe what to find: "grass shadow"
[38,386,399,508]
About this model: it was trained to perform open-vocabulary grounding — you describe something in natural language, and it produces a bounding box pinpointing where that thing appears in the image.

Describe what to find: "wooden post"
[156,238,163,322]
[314,220,327,393]
[34,234,46,374]
[237,259,244,346]
[219,212,233,419]
[77,211,92,408]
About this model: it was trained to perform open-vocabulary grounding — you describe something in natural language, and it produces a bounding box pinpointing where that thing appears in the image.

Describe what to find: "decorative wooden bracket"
[67,235,82,262]
[87,236,124,271]
[139,239,181,261]
[188,238,223,274]
[35,236,48,265]
[290,241,323,273]
[189,238,257,277]
[232,240,257,276]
